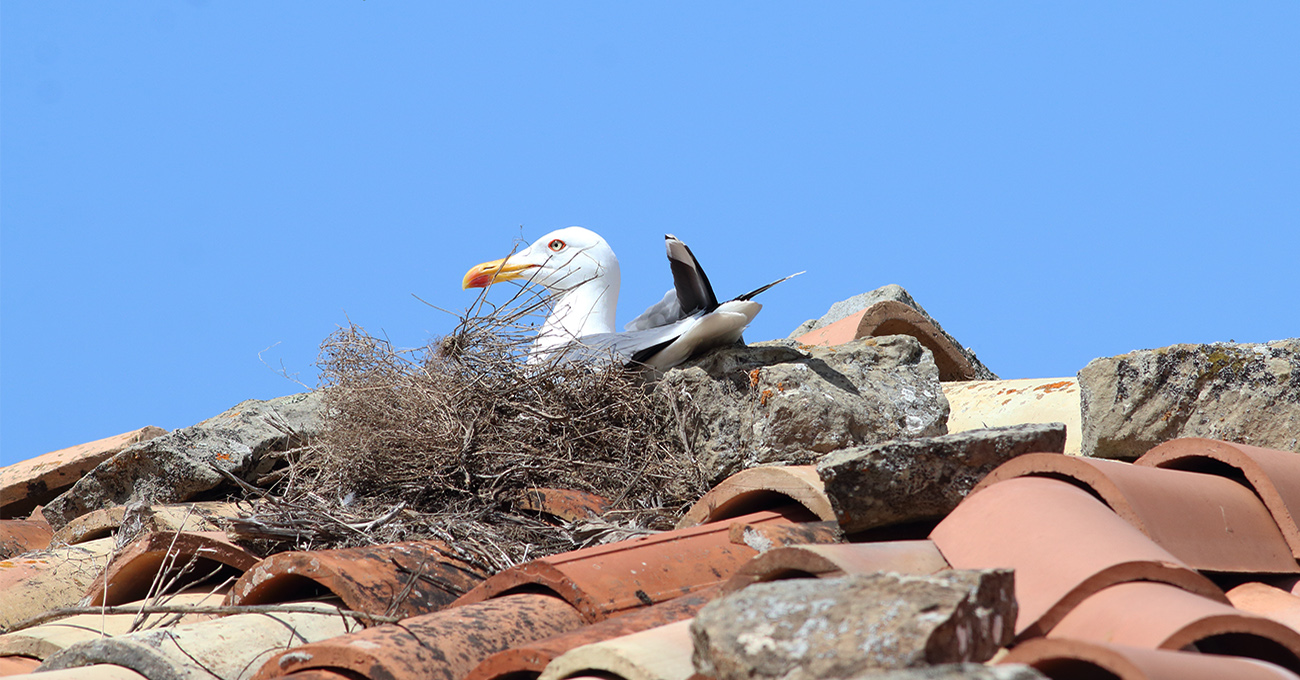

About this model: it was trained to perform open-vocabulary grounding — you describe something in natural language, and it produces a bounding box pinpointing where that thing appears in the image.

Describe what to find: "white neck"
[532,266,620,355]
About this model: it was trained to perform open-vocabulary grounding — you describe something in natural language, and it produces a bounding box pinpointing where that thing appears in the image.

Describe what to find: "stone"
[1079,340,1300,460]
[817,423,1066,534]
[690,570,1017,680]
[660,336,948,484]
[789,285,997,382]
[42,392,323,530]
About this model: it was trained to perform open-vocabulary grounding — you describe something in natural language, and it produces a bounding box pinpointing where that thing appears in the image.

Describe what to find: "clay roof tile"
[675,466,832,529]
[1003,638,1300,680]
[1138,438,1300,560]
[973,453,1298,573]
[227,539,490,619]
[929,476,1225,638]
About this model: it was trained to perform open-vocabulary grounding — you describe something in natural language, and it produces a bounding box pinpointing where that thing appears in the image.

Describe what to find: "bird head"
[462,226,619,293]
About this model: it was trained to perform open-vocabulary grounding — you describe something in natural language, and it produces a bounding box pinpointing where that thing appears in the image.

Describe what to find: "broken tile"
[538,619,695,680]
[518,488,612,522]
[818,423,1066,534]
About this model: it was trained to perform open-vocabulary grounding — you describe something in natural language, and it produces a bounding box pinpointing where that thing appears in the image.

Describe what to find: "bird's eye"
[548,239,566,252]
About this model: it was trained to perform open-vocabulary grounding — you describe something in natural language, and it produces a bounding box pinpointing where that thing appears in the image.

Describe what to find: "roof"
[2,289,1299,680]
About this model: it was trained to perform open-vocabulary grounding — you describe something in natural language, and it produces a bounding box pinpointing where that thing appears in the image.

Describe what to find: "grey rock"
[1079,340,1300,460]
[788,285,996,381]
[690,570,1017,680]
[661,336,948,484]
[858,665,1046,680]
[43,392,323,530]
[818,423,1066,533]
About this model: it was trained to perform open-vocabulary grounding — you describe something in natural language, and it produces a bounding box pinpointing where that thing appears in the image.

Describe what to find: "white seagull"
[462,227,799,371]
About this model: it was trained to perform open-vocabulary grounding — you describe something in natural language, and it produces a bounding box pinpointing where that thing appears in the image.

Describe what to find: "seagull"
[462,227,799,371]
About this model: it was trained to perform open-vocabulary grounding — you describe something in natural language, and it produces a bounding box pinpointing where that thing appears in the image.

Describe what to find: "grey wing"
[624,289,683,331]
[569,318,698,364]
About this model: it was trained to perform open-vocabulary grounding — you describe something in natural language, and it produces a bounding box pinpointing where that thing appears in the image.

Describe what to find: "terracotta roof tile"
[725,518,841,552]
[720,540,950,593]
[0,537,118,631]
[0,518,53,559]
[37,601,361,680]
[674,466,831,528]
[517,489,613,523]
[1138,438,1300,560]
[1047,582,1300,672]
[51,501,242,546]
[454,509,802,622]
[943,378,1082,455]
[1230,582,1300,634]
[466,589,714,680]
[83,531,261,607]
[0,655,41,675]
[1003,638,1300,680]
[0,589,224,662]
[793,299,984,381]
[929,476,1225,639]
[253,592,585,680]
[536,618,695,680]
[228,539,490,618]
[973,453,1299,573]
[0,427,166,519]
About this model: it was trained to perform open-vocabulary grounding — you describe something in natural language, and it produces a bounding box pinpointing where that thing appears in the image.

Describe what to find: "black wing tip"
[735,271,805,301]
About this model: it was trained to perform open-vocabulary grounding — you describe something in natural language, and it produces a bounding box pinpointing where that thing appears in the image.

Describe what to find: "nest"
[231,289,708,572]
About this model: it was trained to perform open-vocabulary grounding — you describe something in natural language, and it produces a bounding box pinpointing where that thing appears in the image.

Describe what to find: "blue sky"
[3,3,1297,466]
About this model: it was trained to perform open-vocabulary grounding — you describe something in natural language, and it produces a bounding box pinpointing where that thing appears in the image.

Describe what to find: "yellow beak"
[462,258,539,289]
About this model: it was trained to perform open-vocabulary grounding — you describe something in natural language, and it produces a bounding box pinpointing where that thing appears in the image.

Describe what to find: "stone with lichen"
[1079,340,1300,459]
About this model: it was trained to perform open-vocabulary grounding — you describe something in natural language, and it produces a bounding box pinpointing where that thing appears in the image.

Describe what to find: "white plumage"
[463,227,798,370]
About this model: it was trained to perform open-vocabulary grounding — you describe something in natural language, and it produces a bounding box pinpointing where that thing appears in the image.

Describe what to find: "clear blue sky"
[3,3,1297,466]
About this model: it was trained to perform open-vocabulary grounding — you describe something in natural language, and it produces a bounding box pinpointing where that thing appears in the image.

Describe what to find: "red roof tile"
[929,476,1225,639]
[84,531,261,607]
[721,540,949,593]
[253,593,585,680]
[0,518,53,559]
[465,588,714,680]
[1138,438,1300,560]
[228,539,490,618]
[454,509,803,622]
[1004,638,1300,680]
[974,453,1299,573]
[674,466,831,529]
[0,427,166,520]
[1048,581,1300,672]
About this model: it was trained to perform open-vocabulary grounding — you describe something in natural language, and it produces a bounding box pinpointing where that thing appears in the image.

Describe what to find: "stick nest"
[231,293,708,572]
